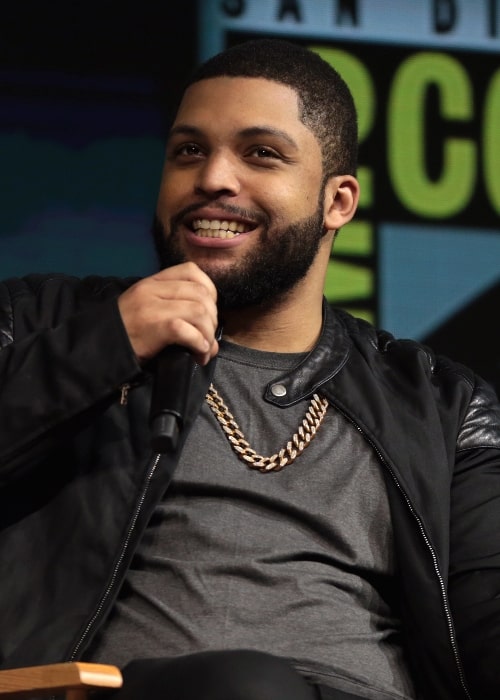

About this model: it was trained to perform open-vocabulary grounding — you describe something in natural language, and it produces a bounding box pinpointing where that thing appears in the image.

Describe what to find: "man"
[0,39,500,700]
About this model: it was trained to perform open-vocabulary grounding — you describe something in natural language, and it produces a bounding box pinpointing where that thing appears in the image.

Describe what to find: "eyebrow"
[168,124,299,150]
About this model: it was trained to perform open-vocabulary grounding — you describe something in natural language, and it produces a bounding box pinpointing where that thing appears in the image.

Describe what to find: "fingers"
[117,262,219,365]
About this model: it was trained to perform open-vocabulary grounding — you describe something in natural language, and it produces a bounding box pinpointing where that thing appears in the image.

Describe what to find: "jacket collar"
[264,300,351,407]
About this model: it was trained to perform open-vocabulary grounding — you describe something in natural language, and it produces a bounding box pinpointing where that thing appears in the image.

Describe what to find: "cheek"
[156,175,185,217]
[275,183,320,222]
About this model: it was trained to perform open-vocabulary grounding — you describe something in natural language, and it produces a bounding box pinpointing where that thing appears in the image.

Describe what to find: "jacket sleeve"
[448,374,500,698]
[0,275,144,483]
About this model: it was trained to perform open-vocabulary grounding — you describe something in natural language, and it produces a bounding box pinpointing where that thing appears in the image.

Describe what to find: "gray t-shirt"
[88,341,416,700]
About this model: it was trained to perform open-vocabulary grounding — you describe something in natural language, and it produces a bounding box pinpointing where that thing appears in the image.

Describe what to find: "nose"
[194,151,241,197]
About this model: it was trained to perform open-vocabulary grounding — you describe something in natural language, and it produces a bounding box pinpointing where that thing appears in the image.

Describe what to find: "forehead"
[172,76,317,147]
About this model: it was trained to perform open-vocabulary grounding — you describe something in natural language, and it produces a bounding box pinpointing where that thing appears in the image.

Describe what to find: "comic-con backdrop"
[2,0,499,394]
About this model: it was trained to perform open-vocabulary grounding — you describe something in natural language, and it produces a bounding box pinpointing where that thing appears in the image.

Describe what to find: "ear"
[322,175,360,231]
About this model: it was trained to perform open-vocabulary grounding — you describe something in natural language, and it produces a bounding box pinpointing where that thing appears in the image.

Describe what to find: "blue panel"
[379,223,500,339]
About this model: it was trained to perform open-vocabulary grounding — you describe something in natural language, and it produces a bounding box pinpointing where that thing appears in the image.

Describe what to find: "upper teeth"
[192,219,249,238]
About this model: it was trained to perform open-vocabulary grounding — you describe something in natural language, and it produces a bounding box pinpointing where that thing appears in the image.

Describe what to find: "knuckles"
[118,263,218,361]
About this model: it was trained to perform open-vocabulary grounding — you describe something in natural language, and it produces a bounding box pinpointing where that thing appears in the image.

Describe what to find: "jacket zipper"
[119,383,131,406]
[67,361,209,660]
[67,452,163,661]
[118,378,144,406]
[332,403,472,700]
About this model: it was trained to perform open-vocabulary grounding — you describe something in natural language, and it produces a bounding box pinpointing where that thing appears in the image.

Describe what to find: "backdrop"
[1,0,499,393]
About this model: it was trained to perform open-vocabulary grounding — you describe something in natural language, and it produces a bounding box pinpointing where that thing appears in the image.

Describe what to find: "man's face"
[154,76,330,310]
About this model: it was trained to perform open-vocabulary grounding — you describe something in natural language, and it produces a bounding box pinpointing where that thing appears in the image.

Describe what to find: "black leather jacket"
[1,274,500,700]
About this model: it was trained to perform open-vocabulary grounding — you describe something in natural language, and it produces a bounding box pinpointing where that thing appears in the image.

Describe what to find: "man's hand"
[118,262,219,366]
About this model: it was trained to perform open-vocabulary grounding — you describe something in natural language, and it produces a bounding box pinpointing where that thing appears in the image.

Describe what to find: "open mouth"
[191,218,254,239]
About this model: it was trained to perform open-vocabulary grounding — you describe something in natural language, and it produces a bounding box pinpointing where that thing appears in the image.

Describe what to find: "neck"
[221,286,324,354]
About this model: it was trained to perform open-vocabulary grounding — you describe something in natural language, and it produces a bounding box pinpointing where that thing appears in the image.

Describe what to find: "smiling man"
[1,39,500,700]
[121,51,358,362]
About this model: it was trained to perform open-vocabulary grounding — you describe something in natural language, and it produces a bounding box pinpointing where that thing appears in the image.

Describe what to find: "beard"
[152,200,327,312]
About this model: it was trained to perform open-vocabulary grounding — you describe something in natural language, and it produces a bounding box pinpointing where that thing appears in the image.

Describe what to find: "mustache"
[169,200,270,230]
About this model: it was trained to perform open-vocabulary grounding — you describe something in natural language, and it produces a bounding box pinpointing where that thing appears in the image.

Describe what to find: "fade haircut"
[186,38,358,177]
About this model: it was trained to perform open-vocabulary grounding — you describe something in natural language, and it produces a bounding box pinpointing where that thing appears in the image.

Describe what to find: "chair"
[0,662,122,699]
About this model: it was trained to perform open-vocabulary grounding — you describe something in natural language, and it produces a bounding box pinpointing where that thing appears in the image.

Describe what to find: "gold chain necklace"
[205,384,329,472]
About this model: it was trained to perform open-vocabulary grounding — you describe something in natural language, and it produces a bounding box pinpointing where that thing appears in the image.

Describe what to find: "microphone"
[149,344,196,454]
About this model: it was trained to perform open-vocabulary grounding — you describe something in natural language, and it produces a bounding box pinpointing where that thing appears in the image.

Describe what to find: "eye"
[250,146,280,159]
[167,142,204,162]
[178,143,203,157]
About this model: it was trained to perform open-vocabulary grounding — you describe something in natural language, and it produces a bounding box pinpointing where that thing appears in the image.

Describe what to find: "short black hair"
[187,38,358,177]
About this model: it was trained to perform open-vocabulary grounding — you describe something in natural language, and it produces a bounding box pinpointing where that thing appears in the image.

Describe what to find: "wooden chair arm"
[0,662,122,699]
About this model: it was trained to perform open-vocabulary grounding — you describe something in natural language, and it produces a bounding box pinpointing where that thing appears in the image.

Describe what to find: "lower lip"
[184,230,251,248]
